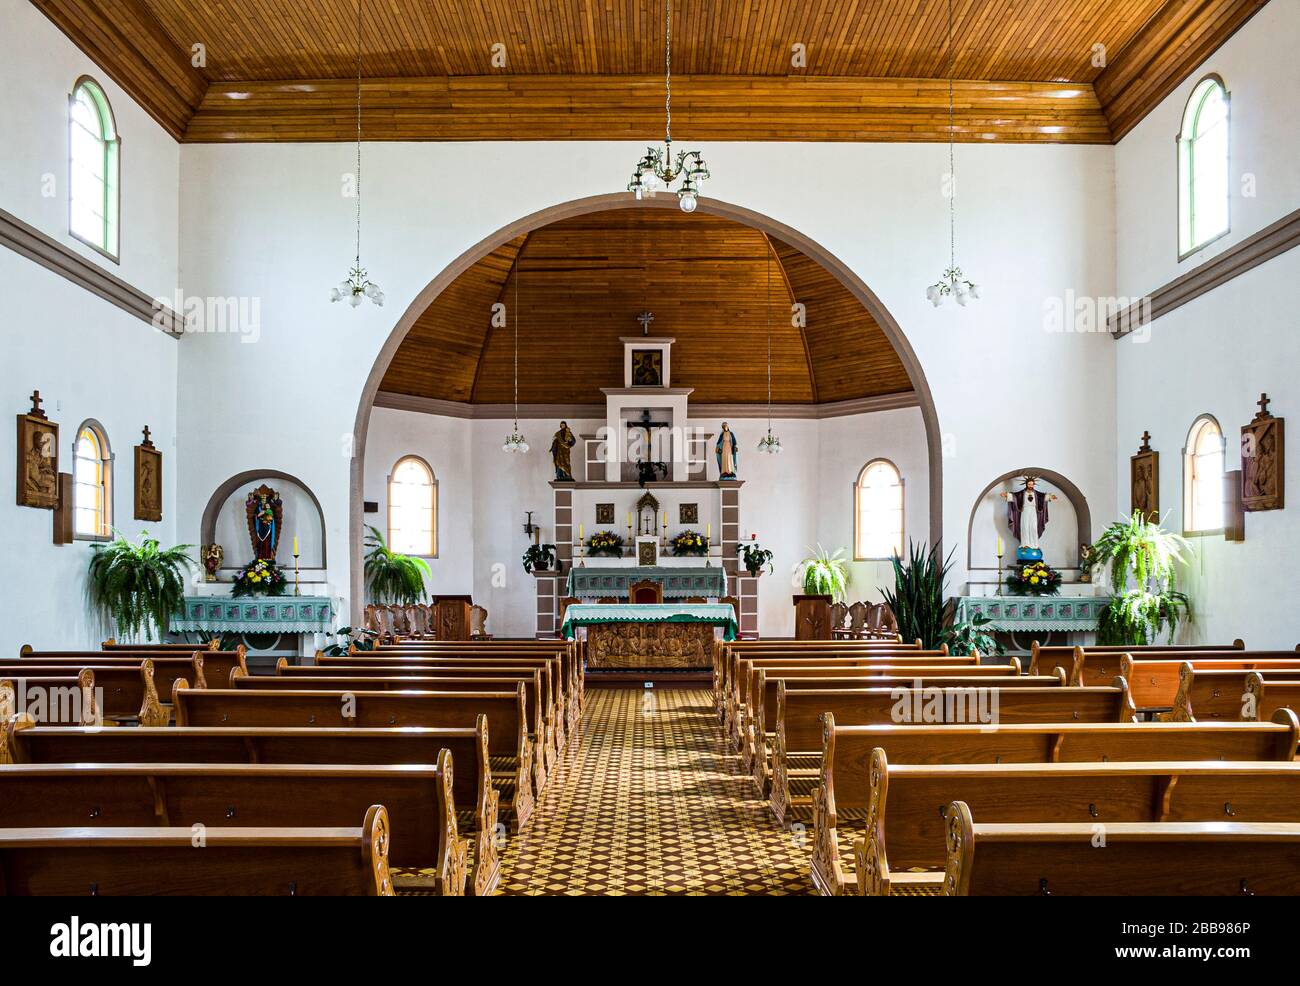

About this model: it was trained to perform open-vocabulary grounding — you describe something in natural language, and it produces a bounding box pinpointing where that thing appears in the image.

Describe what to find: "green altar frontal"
[565,566,726,600]
[174,596,335,634]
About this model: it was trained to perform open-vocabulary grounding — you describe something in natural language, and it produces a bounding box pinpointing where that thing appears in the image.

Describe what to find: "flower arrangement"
[585,531,625,557]
[670,530,708,556]
[1006,560,1062,596]
[232,558,288,597]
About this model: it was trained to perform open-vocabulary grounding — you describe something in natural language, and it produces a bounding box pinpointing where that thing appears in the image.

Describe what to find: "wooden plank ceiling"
[33,0,1269,143]
[378,207,913,406]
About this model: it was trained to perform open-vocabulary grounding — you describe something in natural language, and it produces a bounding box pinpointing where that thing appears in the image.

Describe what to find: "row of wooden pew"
[0,636,581,896]
[712,636,1300,895]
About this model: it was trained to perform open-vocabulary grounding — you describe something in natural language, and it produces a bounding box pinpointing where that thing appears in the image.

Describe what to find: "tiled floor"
[496,688,814,895]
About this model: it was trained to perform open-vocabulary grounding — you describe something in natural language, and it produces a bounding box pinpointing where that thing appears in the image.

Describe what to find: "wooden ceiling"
[378,207,912,406]
[35,0,1268,143]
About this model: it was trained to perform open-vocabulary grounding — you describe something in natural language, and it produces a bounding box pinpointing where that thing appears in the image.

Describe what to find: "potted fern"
[1089,514,1191,645]
[363,525,430,606]
[86,530,195,642]
[799,544,850,601]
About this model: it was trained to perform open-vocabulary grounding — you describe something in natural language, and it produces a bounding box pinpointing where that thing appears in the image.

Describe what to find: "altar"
[562,602,737,672]
[565,565,726,601]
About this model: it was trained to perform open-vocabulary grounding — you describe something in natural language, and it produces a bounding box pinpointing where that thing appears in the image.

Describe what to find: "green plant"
[942,614,1005,657]
[363,525,430,606]
[523,543,558,574]
[881,540,952,650]
[737,541,774,576]
[1089,514,1192,645]
[320,626,378,657]
[86,530,195,642]
[799,544,851,601]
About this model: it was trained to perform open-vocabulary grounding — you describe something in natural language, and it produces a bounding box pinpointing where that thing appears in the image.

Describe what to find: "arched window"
[73,422,112,538]
[388,456,437,556]
[854,459,904,560]
[1178,75,1230,258]
[1184,415,1224,533]
[69,77,119,260]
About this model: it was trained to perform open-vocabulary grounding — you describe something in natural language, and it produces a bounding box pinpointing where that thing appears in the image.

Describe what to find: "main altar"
[562,603,737,671]
[566,565,726,600]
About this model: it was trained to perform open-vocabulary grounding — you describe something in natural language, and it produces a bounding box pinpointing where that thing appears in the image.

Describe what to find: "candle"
[579,523,585,540]
[996,535,1003,556]
[663,510,668,528]
[627,510,632,527]
[293,535,299,555]
[706,522,711,540]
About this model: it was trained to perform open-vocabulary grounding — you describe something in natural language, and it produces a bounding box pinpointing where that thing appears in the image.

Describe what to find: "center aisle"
[496,688,813,895]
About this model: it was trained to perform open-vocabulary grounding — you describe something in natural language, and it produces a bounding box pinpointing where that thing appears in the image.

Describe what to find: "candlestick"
[579,523,584,540]
[293,549,301,596]
[293,534,299,555]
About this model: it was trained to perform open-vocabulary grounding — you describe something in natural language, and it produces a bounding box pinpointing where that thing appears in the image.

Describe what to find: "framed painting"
[17,392,59,509]
[679,502,699,524]
[1130,433,1159,523]
[631,349,663,387]
[595,502,615,525]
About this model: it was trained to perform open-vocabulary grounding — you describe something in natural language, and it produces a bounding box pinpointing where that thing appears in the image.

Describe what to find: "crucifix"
[629,407,671,463]
[636,310,654,336]
[28,390,46,419]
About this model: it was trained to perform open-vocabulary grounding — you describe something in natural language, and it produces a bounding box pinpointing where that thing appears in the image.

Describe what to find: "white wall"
[0,2,181,651]
[1114,1,1300,648]
[177,138,1119,630]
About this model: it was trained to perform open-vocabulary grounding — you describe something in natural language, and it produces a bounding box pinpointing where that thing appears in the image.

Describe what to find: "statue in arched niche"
[245,485,283,561]
[1000,475,1058,562]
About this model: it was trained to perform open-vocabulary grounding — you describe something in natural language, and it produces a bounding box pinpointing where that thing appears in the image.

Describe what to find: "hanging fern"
[86,530,195,642]
[364,525,430,606]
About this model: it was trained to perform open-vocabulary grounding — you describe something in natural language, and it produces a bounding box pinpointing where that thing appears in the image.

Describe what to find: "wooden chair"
[629,580,663,604]
[845,602,869,639]
[470,605,491,640]
[683,596,707,604]
[597,597,619,604]
[830,602,849,638]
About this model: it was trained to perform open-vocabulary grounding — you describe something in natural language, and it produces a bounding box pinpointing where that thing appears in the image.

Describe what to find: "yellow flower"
[1030,576,1039,584]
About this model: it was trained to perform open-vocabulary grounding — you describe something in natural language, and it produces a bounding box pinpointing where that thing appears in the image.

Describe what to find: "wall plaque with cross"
[1130,430,1159,522]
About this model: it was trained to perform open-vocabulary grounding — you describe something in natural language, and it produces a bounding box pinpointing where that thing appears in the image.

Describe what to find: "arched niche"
[200,469,328,570]
[966,468,1091,572]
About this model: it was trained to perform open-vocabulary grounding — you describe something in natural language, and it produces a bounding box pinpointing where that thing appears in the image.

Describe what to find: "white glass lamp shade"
[679,190,698,213]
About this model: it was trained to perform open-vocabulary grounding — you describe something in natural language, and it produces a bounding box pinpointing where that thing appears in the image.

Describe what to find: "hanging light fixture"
[925,0,979,308]
[627,0,710,213]
[502,253,529,453]
[757,248,783,454]
[330,0,384,307]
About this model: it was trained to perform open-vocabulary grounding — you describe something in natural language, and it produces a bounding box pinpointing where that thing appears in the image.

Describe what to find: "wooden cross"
[141,425,154,448]
[27,390,46,419]
[1256,393,1272,420]
[1138,430,1152,453]
[636,311,654,336]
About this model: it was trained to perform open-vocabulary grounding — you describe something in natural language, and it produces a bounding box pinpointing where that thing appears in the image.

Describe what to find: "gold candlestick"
[293,550,301,596]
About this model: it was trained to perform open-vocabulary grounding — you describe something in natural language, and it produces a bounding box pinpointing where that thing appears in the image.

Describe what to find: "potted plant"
[942,613,1005,657]
[363,525,430,606]
[881,540,952,650]
[523,542,558,574]
[799,543,850,601]
[669,530,708,556]
[231,558,289,597]
[1006,559,1063,596]
[320,626,378,657]
[737,539,774,576]
[585,531,625,557]
[1089,514,1191,645]
[86,530,195,642]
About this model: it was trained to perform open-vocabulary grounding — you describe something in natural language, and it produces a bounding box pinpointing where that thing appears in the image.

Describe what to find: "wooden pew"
[1028,639,1244,676]
[172,681,535,831]
[0,755,469,895]
[4,653,206,703]
[1070,646,1300,692]
[746,668,1058,795]
[319,651,570,758]
[0,671,99,725]
[238,667,550,794]
[1126,655,1300,714]
[0,662,164,725]
[2,716,501,895]
[942,802,1300,895]
[1155,661,1300,721]
[1245,674,1300,723]
[0,804,395,896]
[100,638,219,651]
[811,708,1300,895]
[18,646,248,689]
[769,679,1137,826]
[854,750,1300,896]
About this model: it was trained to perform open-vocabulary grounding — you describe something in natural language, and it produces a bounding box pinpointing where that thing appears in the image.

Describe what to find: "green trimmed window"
[69,77,119,260]
[1177,76,1230,258]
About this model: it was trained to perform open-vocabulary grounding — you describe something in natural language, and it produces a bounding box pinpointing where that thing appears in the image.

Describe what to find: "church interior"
[3,0,1300,913]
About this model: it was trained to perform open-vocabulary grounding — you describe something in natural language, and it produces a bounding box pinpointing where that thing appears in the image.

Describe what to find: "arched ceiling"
[378,208,913,407]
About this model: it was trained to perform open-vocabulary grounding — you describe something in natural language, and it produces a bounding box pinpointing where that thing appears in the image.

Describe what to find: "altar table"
[565,566,726,601]
[173,595,335,635]
[952,595,1109,633]
[562,603,738,671]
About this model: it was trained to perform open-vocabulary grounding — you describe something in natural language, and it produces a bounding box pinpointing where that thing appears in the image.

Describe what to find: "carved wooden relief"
[16,391,58,509]
[134,426,163,522]
[1129,431,1159,522]
[1241,393,1284,511]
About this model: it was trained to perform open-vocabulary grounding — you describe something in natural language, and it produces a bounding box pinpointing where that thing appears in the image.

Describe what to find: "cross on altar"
[636,311,654,335]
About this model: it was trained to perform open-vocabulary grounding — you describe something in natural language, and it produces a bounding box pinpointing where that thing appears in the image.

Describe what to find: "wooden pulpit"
[432,595,474,641]
[792,594,833,640]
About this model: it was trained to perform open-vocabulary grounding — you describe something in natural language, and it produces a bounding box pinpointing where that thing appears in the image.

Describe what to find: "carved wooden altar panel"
[586,622,714,670]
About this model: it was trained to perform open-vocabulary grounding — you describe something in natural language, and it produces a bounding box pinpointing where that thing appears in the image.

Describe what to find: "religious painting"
[679,502,699,524]
[1129,432,1159,523]
[631,349,663,387]
[16,392,59,509]
[134,427,163,522]
[595,502,615,525]
[1241,394,1284,511]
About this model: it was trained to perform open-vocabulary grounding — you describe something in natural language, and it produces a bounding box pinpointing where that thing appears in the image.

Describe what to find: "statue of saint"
[1000,476,1058,560]
[245,486,282,561]
[550,421,577,481]
[716,422,738,480]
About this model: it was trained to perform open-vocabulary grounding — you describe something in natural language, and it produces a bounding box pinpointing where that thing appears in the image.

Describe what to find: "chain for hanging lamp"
[503,253,529,453]
[757,247,783,454]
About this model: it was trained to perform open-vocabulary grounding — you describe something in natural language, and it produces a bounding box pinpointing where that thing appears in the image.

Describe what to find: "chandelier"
[925,0,979,308]
[627,0,710,213]
[757,251,783,454]
[330,0,384,308]
[503,254,529,453]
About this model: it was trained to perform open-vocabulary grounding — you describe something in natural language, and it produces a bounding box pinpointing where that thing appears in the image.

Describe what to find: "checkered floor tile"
[495,688,814,895]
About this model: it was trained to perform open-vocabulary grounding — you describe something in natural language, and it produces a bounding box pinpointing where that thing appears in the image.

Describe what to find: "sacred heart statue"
[245,485,283,561]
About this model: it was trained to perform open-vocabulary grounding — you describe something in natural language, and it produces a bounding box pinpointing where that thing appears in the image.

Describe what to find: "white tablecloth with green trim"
[952,595,1111,632]
[561,603,738,641]
[173,596,335,634]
